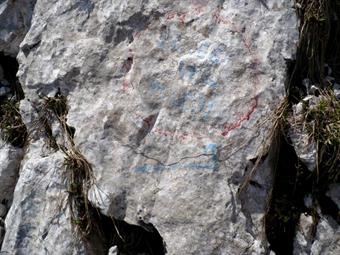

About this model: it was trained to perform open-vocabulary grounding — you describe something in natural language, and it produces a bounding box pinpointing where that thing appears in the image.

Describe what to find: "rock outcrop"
[0,0,339,254]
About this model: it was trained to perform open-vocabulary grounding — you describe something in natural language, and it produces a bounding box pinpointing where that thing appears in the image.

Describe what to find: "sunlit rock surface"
[4,0,337,254]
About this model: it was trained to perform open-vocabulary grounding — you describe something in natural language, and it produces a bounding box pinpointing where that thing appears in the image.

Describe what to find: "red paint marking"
[126,6,265,141]
[165,11,177,21]
[221,97,258,137]
[178,12,187,24]
[121,79,129,93]
[133,31,141,39]
[191,0,205,14]
[194,5,203,14]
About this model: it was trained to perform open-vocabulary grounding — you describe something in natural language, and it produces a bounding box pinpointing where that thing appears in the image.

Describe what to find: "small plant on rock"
[63,148,95,237]
[0,100,27,147]
[305,90,340,183]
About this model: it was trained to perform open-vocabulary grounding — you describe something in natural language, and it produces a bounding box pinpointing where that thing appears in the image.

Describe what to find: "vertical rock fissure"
[265,1,340,254]
[0,52,27,249]
[264,131,311,255]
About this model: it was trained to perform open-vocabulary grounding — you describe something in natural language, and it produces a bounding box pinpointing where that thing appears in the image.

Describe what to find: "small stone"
[309,85,320,96]
[108,246,118,255]
[0,86,10,96]
[334,83,340,100]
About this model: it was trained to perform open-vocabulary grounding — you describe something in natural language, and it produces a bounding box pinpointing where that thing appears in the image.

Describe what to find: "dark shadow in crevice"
[86,208,167,255]
[0,52,27,147]
[0,52,24,101]
[265,133,312,255]
[135,113,158,146]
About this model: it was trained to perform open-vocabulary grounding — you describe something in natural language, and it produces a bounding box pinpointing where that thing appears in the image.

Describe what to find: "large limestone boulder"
[9,0,339,254]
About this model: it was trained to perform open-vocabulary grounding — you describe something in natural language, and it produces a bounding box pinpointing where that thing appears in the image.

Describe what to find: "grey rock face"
[0,0,37,56]
[2,0,336,254]
[294,214,340,255]
[0,143,23,202]
[6,0,298,254]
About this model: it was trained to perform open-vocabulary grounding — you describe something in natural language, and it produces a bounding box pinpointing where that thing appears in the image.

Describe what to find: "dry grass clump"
[42,93,68,118]
[295,0,331,85]
[39,92,97,238]
[0,100,27,147]
[64,148,95,237]
[33,93,69,150]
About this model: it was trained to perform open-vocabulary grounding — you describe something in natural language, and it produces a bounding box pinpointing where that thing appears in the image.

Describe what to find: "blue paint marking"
[150,80,165,92]
[133,159,218,173]
[205,143,217,154]
[206,78,219,90]
[135,165,148,173]
[204,143,219,171]
[170,94,186,108]
[179,61,197,81]
[196,41,210,58]
[203,101,214,120]
[134,143,220,173]
[210,44,226,65]
[170,39,180,52]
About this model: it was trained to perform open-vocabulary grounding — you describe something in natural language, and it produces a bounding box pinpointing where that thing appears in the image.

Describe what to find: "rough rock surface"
[294,214,340,255]
[0,0,36,56]
[3,0,296,253]
[0,143,23,202]
[0,0,337,254]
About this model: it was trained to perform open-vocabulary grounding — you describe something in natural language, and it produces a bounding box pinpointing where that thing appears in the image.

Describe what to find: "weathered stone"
[108,246,118,255]
[289,95,319,172]
[289,124,316,172]
[294,215,340,255]
[2,0,337,254]
[2,0,302,254]
[0,0,37,56]
[0,143,23,202]
[1,147,86,254]
[327,184,340,210]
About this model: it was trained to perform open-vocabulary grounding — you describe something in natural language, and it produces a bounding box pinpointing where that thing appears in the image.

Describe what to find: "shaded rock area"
[0,0,339,254]
[0,0,37,56]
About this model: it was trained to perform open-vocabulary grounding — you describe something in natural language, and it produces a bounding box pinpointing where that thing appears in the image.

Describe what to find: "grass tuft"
[305,90,340,183]
[0,100,27,147]
[64,148,95,237]
[306,90,340,147]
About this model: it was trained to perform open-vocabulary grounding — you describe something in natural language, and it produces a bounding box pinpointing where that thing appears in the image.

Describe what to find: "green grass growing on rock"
[305,90,340,183]
[306,90,340,147]
[264,1,340,253]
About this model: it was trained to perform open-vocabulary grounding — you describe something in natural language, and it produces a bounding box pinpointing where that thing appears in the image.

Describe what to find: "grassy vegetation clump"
[64,149,95,237]
[305,90,340,183]
[306,91,340,146]
[295,0,331,86]
[35,91,98,239]
[42,92,68,118]
[0,100,27,147]
[34,92,69,151]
